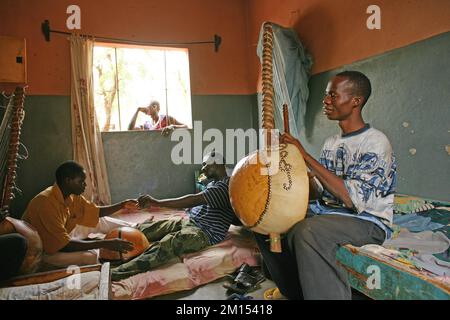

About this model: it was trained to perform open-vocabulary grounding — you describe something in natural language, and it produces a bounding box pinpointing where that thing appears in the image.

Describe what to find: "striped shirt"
[188,177,239,245]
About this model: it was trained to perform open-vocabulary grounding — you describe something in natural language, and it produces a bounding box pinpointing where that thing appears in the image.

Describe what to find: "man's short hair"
[336,70,372,107]
[55,161,85,185]
[148,100,160,108]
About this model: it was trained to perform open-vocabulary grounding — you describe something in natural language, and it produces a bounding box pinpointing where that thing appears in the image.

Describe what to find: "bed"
[110,208,260,300]
[2,196,447,300]
[0,263,111,300]
[0,208,260,300]
[336,195,450,300]
[112,195,450,300]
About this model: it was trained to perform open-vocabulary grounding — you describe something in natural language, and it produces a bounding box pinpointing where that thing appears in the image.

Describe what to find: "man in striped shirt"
[111,151,240,281]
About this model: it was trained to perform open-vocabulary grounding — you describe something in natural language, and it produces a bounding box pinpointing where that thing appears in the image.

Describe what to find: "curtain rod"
[41,20,222,52]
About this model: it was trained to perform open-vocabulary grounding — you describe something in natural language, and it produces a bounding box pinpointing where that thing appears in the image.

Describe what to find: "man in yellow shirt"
[23,161,137,268]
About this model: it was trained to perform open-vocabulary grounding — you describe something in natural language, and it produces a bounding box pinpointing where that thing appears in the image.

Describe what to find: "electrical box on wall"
[0,36,27,84]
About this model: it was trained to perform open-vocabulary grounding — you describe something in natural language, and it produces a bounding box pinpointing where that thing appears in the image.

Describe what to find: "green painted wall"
[8,32,450,217]
[9,94,258,216]
[103,95,258,203]
[299,32,450,201]
[10,96,72,218]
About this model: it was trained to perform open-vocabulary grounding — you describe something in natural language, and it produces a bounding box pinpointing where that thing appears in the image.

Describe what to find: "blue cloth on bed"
[393,213,444,232]
[309,200,392,239]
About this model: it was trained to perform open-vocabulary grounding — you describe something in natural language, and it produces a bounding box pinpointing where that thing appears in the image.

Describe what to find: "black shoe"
[223,263,265,294]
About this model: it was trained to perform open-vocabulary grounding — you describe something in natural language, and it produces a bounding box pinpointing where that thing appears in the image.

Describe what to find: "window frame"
[93,41,193,132]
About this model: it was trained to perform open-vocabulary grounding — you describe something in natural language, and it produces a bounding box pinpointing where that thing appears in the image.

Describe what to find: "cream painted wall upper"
[246,0,450,90]
[1,0,450,95]
[0,0,251,95]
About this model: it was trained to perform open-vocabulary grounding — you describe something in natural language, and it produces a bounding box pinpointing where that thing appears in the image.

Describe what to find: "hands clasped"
[137,194,159,209]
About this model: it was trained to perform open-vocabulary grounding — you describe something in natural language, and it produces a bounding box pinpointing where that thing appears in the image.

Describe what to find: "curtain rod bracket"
[214,34,221,52]
[42,20,51,42]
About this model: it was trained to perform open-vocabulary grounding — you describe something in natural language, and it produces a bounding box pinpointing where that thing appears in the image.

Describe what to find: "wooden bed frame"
[337,245,450,300]
[0,263,111,300]
[337,196,450,300]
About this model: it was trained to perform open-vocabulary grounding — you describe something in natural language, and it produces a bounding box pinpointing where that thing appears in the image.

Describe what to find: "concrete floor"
[151,273,370,300]
[152,275,280,300]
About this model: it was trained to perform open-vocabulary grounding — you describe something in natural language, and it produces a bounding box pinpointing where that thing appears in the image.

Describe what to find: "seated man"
[128,100,187,136]
[22,161,137,269]
[256,71,397,300]
[111,150,241,281]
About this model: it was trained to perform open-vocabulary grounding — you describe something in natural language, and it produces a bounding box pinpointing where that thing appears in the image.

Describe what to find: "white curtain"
[69,35,111,205]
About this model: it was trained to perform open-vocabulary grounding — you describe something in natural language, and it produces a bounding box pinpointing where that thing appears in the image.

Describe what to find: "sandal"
[264,287,285,300]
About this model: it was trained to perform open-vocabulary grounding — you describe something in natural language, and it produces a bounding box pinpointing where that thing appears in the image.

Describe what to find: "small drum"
[99,227,150,262]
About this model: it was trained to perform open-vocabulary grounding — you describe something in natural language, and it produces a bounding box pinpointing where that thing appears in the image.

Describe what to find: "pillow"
[394,194,435,214]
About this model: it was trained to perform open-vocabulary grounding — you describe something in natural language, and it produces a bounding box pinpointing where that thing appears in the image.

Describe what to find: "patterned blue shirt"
[313,124,397,239]
[188,177,239,245]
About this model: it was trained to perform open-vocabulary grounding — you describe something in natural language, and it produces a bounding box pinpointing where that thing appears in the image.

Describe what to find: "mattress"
[110,208,260,300]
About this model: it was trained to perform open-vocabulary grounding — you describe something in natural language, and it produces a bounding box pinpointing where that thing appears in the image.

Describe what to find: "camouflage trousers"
[111,217,210,281]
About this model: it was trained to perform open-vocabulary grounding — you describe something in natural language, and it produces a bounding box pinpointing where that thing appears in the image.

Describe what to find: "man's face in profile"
[147,104,160,117]
[201,152,224,180]
[322,76,357,121]
[66,171,87,196]
[201,162,215,179]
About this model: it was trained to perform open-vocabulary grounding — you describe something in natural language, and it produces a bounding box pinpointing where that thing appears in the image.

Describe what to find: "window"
[93,43,192,132]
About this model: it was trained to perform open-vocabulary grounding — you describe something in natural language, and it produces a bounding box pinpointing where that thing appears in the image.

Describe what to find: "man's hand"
[161,125,175,136]
[121,199,139,211]
[138,107,148,113]
[280,132,306,156]
[102,238,134,253]
[138,194,159,209]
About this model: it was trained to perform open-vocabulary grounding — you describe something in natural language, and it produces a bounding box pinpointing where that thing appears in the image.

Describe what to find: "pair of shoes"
[227,264,265,282]
[223,264,265,295]
[263,287,285,300]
